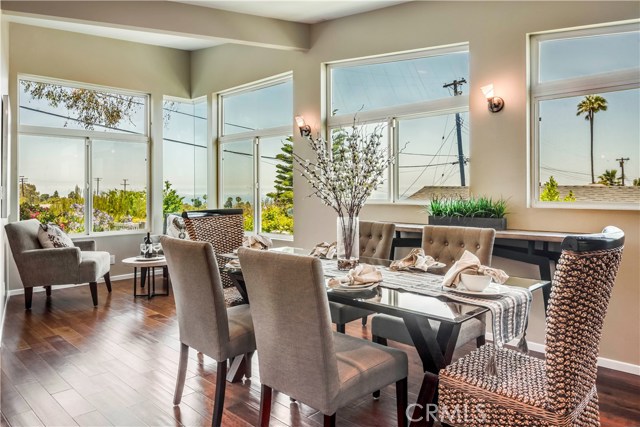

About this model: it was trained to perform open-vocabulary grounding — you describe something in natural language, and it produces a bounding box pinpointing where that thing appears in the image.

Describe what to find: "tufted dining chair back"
[422,225,495,269]
[359,221,396,259]
[544,226,624,418]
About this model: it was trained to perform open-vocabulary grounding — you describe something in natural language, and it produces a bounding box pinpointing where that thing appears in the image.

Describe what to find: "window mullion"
[254,137,260,234]
[85,138,92,235]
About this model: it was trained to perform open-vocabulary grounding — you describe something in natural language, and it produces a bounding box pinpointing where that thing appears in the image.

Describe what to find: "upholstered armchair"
[5,219,112,309]
[330,221,396,332]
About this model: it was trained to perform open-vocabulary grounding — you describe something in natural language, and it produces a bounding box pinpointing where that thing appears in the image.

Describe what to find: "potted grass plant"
[427,196,508,230]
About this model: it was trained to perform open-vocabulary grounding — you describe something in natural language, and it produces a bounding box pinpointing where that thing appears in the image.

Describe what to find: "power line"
[19,176,28,198]
[121,179,129,192]
[616,157,630,186]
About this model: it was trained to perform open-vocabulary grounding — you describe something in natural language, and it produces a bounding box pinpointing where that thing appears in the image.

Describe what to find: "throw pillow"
[37,223,74,248]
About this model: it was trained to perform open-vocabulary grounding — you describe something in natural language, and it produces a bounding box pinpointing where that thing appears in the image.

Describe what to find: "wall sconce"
[295,116,311,137]
[480,84,504,113]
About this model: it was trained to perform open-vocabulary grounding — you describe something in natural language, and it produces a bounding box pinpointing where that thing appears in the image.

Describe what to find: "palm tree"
[577,95,608,184]
[598,169,619,186]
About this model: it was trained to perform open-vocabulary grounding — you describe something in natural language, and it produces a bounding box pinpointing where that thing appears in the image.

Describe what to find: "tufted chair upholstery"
[359,221,396,259]
[330,222,396,332]
[370,225,496,351]
[438,227,624,427]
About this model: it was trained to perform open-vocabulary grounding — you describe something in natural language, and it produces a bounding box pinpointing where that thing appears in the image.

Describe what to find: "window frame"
[17,74,151,235]
[326,44,470,204]
[217,73,294,238]
[529,22,640,210]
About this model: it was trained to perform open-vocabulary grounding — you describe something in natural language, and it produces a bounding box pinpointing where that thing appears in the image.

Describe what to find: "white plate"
[135,255,165,261]
[447,283,507,298]
[333,283,379,292]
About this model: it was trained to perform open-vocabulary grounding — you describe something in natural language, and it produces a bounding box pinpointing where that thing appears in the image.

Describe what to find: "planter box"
[428,216,507,230]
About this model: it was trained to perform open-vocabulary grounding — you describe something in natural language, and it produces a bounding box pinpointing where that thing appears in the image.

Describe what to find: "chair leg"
[89,282,98,306]
[212,360,227,427]
[336,323,345,334]
[373,390,380,399]
[244,351,254,379]
[173,343,189,405]
[476,335,486,347]
[24,287,33,310]
[323,414,336,427]
[259,384,272,427]
[373,335,388,346]
[361,316,368,326]
[103,272,112,292]
[396,377,408,427]
[45,286,52,297]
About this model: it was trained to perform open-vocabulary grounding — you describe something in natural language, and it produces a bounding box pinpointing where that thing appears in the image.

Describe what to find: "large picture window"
[218,75,293,236]
[163,98,208,214]
[328,46,470,203]
[530,23,640,209]
[18,77,149,233]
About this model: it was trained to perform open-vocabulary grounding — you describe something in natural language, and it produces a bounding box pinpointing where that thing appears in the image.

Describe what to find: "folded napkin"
[327,264,382,288]
[390,248,442,272]
[242,234,273,250]
[442,250,509,288]
[309,241,337,259]
[224,259,241,269]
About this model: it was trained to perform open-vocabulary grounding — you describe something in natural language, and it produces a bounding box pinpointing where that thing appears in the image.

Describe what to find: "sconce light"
[480,84,504,113]
[295,115,311,137]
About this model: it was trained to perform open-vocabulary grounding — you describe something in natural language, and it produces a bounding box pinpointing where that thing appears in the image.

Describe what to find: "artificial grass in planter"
[427,196,508,230]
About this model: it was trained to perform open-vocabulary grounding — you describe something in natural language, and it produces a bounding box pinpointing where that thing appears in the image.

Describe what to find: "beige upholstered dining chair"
[438,226,624,427]
[330,221,396,332]
[238,248,408,427]
[161,236,256,427]
[182,209,245,306]
[5,219,112,308]
[371,225,496,351]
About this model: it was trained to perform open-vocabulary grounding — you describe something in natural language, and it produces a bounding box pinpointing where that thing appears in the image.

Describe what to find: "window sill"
[531,200,639,211]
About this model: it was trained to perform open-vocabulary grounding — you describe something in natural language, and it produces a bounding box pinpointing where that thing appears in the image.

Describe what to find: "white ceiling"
[174,0,410,24]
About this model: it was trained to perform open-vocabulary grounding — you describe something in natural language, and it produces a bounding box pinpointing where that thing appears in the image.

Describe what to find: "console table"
[391,224,573,312]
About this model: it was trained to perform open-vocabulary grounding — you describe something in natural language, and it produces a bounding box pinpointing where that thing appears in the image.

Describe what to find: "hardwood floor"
[2,279,639,426]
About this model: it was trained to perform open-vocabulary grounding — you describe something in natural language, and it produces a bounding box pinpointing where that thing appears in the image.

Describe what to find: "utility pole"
[19,176,28,198]
[121,179,129,192]
[94,177,102,195]
[443,78,467,187]
[616,157,630,186]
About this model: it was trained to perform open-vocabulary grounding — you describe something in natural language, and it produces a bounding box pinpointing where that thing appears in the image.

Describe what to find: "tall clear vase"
[337,216,359,270]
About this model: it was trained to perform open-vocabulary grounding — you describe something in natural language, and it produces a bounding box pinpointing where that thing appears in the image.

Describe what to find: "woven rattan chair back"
[183,214,244,289]
[545,226,624,416]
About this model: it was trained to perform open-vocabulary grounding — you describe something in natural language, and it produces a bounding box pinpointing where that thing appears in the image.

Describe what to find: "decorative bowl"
[460,273,491,292]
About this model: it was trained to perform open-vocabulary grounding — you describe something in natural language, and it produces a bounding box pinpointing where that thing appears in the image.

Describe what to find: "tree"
[162,181,184,215]
[19,183,40,204]
[266,137,293,206]
[540,176,576,202]
[21,80,140,130]
[598,169,620,186]
[634,178,640,186]
[577,95,608,184]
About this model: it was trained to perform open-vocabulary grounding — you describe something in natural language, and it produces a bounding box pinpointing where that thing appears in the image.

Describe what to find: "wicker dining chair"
[330,221,396,332]
[182,209,245,307]
[370,225,496,350]
[437,226,624,427]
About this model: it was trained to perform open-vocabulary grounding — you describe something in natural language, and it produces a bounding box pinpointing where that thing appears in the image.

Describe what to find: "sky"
[17,28,640,203]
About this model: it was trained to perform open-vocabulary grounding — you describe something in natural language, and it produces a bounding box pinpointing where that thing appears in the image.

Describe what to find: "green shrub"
[428,196,507,218]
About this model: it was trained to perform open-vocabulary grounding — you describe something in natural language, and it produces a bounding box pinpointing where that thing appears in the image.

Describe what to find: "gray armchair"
[5,219,112,309]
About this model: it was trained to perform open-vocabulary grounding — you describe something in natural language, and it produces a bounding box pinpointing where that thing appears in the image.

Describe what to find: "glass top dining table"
[220,247,550,425]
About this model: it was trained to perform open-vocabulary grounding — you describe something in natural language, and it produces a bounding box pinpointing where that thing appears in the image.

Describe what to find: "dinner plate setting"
[447,282,508,298]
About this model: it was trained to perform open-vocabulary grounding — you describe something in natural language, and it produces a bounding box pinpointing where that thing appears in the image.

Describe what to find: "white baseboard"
[5,271,159,296]
[486,333,640,376]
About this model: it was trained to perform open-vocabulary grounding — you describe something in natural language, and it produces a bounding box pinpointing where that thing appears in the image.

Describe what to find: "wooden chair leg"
[45,286,52,297]
[89,282,98,306]
[259,384,272,427]
[324,414,336,427]
[103,272,112,292]
[373,390,381,399]
[24,287,33,310]
[476,335,486,347]
[373,335,388,346]
[396,377,408,427]
[336,323,345,334]
[361,316,368,326]
[173,343,189,405]
[213,361,227,427]
[244,351,254,379]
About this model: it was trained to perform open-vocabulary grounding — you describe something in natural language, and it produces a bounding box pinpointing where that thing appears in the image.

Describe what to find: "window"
[531,23,640,208]
[218,75,293,236]
[328,46,470,203]
[18,77,149,233]
[163,98,208,214]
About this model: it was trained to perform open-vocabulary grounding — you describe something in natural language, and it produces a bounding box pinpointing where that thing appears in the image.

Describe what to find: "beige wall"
[7,23,190,278]
[192,1,640,365]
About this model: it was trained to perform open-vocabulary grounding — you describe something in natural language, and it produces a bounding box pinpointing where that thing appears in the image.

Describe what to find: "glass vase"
[337,216,359,270]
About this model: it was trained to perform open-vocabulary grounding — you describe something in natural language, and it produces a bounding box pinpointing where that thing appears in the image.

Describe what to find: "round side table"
[122,256,170,299]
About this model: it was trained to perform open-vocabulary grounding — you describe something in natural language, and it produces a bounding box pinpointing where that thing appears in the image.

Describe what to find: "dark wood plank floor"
[2,279,639,426]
